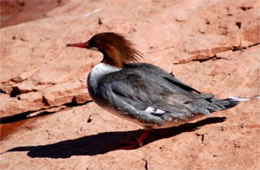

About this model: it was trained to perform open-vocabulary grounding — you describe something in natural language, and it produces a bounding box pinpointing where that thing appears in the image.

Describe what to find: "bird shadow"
[3,117,226,159]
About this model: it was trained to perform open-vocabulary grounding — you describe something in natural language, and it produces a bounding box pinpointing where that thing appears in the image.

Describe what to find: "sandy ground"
[0,0,260,169]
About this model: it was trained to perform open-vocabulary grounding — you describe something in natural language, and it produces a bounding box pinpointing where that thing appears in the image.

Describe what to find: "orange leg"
[119,128,152,149]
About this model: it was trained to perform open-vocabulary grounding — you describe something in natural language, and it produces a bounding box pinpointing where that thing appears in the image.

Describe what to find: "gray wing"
[125,63,202,94]
[98,63,226,128]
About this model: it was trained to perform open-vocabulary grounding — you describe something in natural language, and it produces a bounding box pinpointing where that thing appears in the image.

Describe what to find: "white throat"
[87,63,121,93]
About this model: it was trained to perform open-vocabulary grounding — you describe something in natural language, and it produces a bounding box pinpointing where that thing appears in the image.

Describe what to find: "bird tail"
[215,95,260,110]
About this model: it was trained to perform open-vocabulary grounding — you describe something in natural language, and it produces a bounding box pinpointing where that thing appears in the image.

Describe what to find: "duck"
[67,32,252,149]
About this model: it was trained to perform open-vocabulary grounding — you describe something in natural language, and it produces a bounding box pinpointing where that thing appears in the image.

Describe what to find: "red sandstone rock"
[0,0,259,169]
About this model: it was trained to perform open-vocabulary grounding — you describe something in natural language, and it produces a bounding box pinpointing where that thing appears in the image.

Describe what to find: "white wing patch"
[145,107,166,114]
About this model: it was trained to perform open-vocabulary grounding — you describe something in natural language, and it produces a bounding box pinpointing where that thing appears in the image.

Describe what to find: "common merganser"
[67,32,255,149]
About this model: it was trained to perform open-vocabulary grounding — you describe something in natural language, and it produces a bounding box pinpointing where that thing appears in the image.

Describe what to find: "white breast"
[87,63,121,93]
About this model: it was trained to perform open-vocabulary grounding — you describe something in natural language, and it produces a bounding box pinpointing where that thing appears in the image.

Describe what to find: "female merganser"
[67,32,251,149]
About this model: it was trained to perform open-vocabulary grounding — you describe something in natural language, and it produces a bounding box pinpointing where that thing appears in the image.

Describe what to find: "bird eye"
[87,39,100,51]
[88,39,96,48]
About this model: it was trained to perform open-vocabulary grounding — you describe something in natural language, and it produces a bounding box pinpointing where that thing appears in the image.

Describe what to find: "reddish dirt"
[0,0,260,169]
[0,0,63,28]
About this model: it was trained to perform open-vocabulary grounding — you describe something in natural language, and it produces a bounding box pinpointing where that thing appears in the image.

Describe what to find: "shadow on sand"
[4,117,226,158]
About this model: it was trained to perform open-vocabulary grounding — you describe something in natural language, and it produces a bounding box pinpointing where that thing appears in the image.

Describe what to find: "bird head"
[67,32,142,67]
